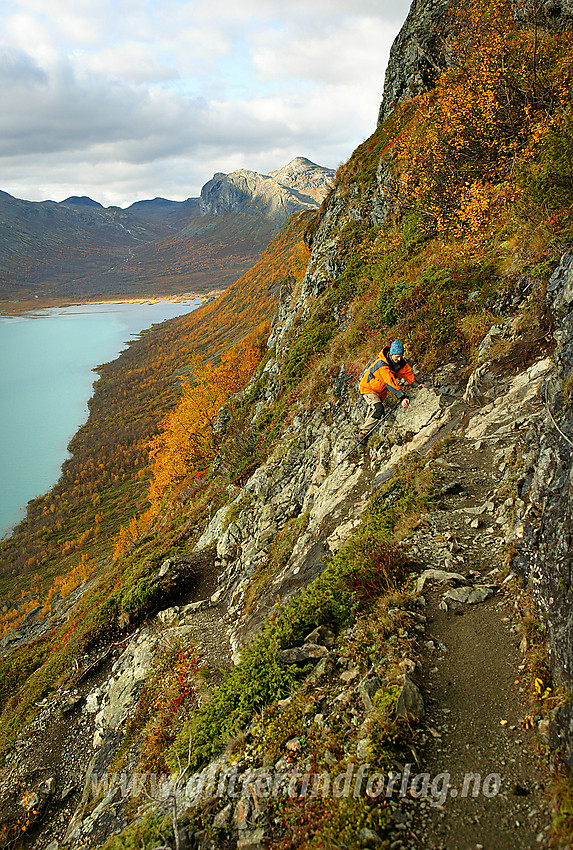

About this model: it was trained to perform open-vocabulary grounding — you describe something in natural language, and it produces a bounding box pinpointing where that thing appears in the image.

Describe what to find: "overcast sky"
[0,0,411,207]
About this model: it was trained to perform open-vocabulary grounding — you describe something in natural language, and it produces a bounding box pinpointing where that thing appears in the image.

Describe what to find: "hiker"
[358,340,425,438]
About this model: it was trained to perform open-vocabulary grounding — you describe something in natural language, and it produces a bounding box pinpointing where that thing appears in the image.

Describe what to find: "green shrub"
[0,641,51,717]
[274,794,392,850]
[375,258,502,370]
[102,812,173,850]
[218,420,270,484]
[168,454,434,771]
[376,276,417,326]
[283,314,337,388]
[401,212,428,255]
[367,684,405,765]
[120,576,157,614]
[520,110,573,212]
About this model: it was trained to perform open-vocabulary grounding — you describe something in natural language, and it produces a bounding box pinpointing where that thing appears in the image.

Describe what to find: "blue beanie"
[389,340,404,356]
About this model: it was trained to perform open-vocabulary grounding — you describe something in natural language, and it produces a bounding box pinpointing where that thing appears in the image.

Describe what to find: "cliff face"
[377,0,573,123]
[377,0,449,123]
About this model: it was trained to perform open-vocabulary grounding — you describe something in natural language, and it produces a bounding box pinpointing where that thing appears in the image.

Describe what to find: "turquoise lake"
[0,298,200,539]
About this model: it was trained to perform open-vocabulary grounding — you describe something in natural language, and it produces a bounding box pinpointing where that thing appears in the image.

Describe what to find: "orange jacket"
[359,346,416,400]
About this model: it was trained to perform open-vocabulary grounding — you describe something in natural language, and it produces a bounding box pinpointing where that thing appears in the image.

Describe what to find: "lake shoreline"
[0,297,205,539]
[0,288,224,317]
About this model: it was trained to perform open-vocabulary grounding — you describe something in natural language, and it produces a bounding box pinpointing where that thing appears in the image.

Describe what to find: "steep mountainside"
[1,0,573,848]
[0,158,332,305]
[0,211,311,587]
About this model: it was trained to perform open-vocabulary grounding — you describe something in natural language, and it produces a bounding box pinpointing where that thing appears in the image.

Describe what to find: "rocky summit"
[199,158,334,221]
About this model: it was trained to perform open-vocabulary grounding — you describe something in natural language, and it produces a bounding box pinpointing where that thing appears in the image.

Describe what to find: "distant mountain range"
[0,157,334,304]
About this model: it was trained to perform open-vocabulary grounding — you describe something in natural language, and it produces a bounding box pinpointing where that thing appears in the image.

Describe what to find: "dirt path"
[387,434,552,848]
[404,593,550,849]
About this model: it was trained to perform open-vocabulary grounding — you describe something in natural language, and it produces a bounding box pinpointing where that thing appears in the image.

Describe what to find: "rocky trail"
[375,365,556,848]
[0,350,561,850]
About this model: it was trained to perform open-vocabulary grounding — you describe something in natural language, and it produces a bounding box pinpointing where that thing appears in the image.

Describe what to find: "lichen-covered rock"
[91,629,155,749]
[416,569,467,592]
[395,675,425,722]
[278,643,330,665]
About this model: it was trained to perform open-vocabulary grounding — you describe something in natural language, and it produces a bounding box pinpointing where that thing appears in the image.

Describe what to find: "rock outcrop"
[521,252,573,763]
[377,0,449,123]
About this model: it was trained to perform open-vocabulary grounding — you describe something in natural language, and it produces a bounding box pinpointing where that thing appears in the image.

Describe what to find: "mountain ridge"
[199,157,333,219]
[0,157,333,306]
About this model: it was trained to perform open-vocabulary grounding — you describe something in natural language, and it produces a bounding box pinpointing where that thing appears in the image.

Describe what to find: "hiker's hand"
[402,398,409,408]
[418,383,426,389]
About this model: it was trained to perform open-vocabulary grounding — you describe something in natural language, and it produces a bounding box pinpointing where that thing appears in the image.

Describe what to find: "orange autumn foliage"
[392,0,573,230]
[147,324,269,509]
[112,506,158,562]
[112,326,268,560]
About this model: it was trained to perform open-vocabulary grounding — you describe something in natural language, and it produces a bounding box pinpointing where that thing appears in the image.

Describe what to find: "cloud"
[78,43,178,83]
[0,0,412,206]
[0,44,46,85]
[251,17,400,86]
